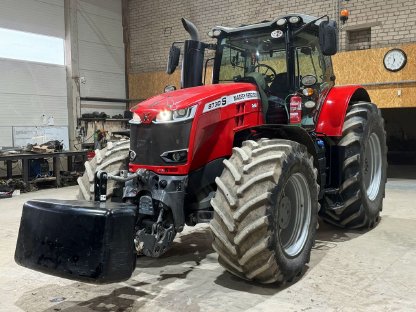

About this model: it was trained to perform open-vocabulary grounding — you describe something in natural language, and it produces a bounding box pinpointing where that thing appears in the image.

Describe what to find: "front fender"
[315,85,371,137]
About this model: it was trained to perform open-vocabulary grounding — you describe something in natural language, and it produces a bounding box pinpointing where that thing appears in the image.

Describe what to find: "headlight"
[160,149,188,163]
[154,105,197,124]
[156,110,172,122]
[129,112,141,124]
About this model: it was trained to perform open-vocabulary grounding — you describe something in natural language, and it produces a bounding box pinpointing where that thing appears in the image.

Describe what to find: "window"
[0,28,64,65]
[347,28,371,51]
[295,46,326,84]
[294,31,328,89]
[219,44,246,82]
[218,34,287,83]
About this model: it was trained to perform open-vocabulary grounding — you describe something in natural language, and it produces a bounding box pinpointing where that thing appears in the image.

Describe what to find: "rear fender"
[315,85,371,137]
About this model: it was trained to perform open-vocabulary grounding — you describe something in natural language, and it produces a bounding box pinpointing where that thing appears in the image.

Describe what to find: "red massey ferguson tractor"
[15,14,387,285]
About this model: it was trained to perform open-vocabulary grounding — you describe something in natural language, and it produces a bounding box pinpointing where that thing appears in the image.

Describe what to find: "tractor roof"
[213,14,322,34]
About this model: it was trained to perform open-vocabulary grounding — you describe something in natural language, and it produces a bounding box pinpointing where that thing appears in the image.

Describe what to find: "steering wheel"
[253,64,277,83]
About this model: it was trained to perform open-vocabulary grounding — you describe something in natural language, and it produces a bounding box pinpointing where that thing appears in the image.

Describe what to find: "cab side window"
[219,45,245,82]
[295,46,326,87]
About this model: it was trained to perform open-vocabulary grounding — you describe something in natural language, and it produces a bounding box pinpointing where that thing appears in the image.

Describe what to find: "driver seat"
[245,72,268,115]
[269,72,289,99]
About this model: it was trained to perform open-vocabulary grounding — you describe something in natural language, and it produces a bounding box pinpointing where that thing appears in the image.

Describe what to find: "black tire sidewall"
[359,108,387,220]
[269,147,318,279]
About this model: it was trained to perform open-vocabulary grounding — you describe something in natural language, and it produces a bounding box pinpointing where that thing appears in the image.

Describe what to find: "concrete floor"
[1,180,416,312]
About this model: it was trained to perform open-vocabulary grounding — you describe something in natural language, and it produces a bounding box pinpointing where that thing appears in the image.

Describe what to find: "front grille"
[130,120,192,166]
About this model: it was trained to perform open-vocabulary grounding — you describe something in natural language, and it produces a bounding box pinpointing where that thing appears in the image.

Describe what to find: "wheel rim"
[363,132,382,201]
[278,173,312,257]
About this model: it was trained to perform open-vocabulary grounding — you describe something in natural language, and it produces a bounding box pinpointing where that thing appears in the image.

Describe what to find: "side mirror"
[319,21,338,56]
[166,45,181,74]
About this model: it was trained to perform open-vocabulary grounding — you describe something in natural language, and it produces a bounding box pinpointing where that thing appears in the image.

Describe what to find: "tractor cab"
[168,14,338,127]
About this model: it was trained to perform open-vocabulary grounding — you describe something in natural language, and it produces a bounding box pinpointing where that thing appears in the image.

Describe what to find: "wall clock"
[383,48,407,72]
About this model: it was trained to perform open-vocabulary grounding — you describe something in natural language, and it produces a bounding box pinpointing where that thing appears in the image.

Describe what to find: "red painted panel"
[315,85,366,137]
[129,83,264,175]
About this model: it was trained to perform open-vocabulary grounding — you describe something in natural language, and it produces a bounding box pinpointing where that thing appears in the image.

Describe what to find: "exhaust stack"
[181,18,200,41]
[181,18,205,88]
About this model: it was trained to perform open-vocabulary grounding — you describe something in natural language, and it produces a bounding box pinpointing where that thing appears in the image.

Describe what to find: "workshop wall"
[129,43,416,109]
[128,0,416,74]
[77,0,126,117]
[0,0,67,148]
[127,0,416,109]
[333,43,416,108]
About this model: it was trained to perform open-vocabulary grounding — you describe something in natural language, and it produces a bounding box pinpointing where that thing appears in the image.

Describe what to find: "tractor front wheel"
[210,139,318,284]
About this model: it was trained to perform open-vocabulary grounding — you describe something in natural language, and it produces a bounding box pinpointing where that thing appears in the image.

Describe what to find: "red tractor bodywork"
[315,85,371,136]
[130,83,371,175]
[130,83,262,175]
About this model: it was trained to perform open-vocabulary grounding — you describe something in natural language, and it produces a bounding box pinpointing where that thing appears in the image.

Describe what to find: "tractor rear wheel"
[321,102,387,228]
[77,140,130,200]
[210,139,318,284]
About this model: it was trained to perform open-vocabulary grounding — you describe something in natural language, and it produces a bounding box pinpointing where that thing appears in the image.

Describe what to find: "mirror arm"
[293,15,328,36]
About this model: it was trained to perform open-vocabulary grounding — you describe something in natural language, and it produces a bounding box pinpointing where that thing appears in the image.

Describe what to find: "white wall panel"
[0,59,66,96]
[0,0,66,148]
[0,127,13,147]
[80,70,125,98]
[0,0,125,148]
[77,11,124,48]
[0,93,67,127]
[79,41,125,74]
[79,0,122,21]
[78,0,125,116]
[0,0,65,38]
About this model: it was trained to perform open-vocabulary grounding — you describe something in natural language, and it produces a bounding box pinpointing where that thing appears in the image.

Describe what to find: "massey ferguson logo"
[142,112,152,123]
[203,91,259,113]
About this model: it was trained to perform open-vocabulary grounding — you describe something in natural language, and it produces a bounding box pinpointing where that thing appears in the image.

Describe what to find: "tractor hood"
[130,83,258,120]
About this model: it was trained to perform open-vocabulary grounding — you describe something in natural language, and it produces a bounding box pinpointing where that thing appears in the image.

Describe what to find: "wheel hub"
[278,173,312,257]
[279,196,292,229]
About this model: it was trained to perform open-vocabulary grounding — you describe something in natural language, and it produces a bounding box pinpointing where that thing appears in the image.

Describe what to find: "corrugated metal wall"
[0,0,67,148]
[78,0,126,117]
[0,0,126,148]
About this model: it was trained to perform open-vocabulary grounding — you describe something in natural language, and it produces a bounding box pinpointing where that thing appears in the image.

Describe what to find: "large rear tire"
[321,102,387,228]
[210,139,318,284]
[77,140,130,200]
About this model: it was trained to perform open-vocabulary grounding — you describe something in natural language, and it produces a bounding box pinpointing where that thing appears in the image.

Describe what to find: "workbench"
[0,150,87,187]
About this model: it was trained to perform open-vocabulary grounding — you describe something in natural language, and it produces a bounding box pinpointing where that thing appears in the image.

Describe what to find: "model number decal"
[203,91,259,113]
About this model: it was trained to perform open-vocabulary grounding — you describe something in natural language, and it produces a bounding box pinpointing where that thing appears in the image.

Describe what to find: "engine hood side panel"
[130,83,258,113]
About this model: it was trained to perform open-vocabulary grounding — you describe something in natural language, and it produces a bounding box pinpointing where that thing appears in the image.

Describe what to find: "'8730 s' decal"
[202,91,260,113]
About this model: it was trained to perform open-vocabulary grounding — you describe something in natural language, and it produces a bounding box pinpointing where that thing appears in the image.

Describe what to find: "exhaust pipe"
[181,18,200,41]
[180,18,205,88]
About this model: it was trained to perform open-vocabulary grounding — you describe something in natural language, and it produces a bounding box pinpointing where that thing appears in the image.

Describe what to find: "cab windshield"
[218,31,287,84]
[216,29,330,93]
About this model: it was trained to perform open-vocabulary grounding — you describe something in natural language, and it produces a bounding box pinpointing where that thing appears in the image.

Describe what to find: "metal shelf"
[78,118,130,122]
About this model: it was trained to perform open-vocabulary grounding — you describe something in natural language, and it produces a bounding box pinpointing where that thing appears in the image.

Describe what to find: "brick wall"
[128,0,416,73]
